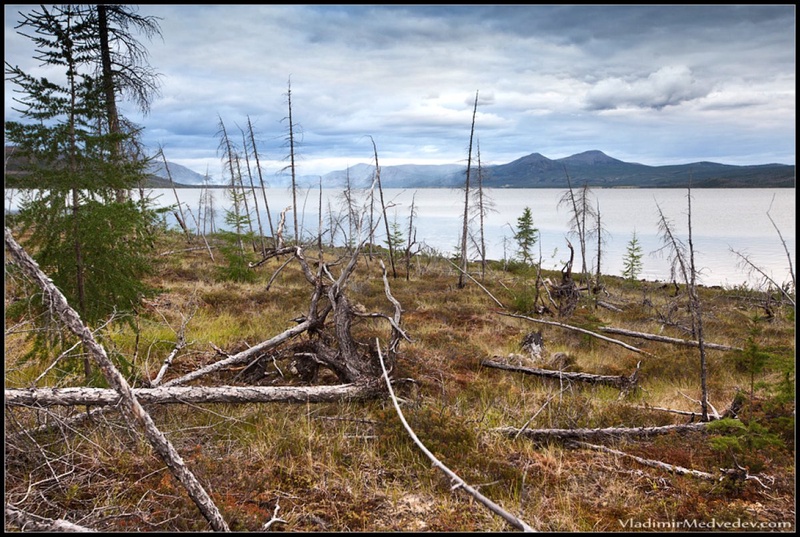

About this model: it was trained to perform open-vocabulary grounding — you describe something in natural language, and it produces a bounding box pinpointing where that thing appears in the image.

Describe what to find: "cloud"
[4,5,795,173]
[584,66,709,111]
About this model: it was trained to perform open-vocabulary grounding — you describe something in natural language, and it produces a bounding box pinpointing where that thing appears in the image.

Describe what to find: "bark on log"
[497,312,656,358]
[6,384,383,407]
[494,422,711,443]
[598,326,741,352]
[481,358,639,392]
[4,227,230,532]
[161,318,315,387]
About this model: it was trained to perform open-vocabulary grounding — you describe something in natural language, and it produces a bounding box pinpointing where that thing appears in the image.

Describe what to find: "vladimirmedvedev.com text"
[619,518,793,530]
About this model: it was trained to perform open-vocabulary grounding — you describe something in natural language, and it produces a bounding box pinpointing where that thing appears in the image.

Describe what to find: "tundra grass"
[4,230,795,532]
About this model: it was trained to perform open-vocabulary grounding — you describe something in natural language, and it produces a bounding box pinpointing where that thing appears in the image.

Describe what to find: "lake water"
[6,186,795,289]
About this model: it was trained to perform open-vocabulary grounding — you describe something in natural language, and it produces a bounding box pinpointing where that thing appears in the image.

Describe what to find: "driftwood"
[481,358,640,394]
[6,384,382,407]
[377,342,535,533]
[599,326,742,352]
[494,422,711,444]
[4,227,230,532]
[497,311,656,358]
[5,505,95,533]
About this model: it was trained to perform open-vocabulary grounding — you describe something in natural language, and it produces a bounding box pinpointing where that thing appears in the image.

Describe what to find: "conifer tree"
[5,5,158,327]
[514,207,538,265]
[621,230,644,281]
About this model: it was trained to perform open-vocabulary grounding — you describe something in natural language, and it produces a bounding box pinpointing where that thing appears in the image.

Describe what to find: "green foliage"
[732,316,776,398]
[216,231,257,283]
[5,5,161,386]
[621,230,644,281]
[707,417,785,471]
[513,206,538,265]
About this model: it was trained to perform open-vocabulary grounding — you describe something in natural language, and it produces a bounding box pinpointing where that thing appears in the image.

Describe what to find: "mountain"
[481,150,794,188]
[6,145,794,189]
[144,160,209,186]
[320,163,466,189]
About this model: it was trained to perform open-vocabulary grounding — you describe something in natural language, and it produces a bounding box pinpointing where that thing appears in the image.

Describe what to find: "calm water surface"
[7,187,795,289]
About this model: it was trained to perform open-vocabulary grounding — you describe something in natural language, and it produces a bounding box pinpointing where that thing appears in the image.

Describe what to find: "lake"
[6,186,795,289]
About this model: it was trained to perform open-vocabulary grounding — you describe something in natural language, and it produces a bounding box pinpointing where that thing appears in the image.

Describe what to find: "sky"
[4,4,796,180]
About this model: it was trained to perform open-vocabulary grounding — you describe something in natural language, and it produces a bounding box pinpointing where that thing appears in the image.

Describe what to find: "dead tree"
[458,90,479,289]
[369,136,396,278]
[551,240,580,317]
[495,422,711,444]
[655,192,709,421]
[480,358,641,395]
[4,227,230,532]
[377,345,535,532]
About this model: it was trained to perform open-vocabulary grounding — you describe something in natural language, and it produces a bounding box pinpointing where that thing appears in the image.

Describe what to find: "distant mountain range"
[5,146,794,189]
[147,150,794,189]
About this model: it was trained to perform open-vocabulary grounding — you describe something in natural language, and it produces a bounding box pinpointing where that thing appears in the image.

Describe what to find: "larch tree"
[5,5,160,383]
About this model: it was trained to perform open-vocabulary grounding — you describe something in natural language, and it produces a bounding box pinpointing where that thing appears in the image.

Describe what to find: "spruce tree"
[514,207,538,265]
[5,6,159,380]
[621,230,644,281]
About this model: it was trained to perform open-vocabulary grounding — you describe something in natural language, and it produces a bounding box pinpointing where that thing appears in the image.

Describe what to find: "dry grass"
[5,230,796,532]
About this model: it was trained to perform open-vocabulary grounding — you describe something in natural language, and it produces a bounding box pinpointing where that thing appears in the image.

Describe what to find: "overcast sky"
[4,4,796,179]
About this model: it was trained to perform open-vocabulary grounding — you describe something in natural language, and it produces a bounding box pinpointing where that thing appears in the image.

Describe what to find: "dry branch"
[497,311,656,358]
[4,227,230,532]
[599,326,741,352]
[377,341,535,532]
[481,358,640,393]
[572,442,773,488]
[571,441,716,480]
[5,504,96,532]
[495,422,711,444]
[6,384,382,407]
[161,318,315,387]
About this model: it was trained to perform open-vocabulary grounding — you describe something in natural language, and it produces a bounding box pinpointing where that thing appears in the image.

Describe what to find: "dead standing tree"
[458,90,479,289]
[655,188,710,422]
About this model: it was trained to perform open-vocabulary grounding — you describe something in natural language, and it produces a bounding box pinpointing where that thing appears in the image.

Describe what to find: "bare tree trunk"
[458,90,479,289]
[497,311,655,357]
[4,227,230,532]
[247,115,276,249]
[476,142,487,281]
[159,146,190,241]
[481,358,640,392]
[599,326,741,351]
[218,115,244,254]
[240,125,266,255]
[285,79,299,244]
[6,505,96,533]
[6,384,382,407]
[495,422,711,443]
[686,187,709,421]
[377,345,535,532]
[369,136,396,278]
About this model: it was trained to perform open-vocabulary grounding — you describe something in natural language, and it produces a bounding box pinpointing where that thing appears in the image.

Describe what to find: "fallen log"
[481,358,640,393]
[496,311,656,358]
[5,383,383,408]
[494,422,711,443]
[598,326,741,352]
[5,227,230,532]
[571,441,716,480]
[5,505,95,533]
